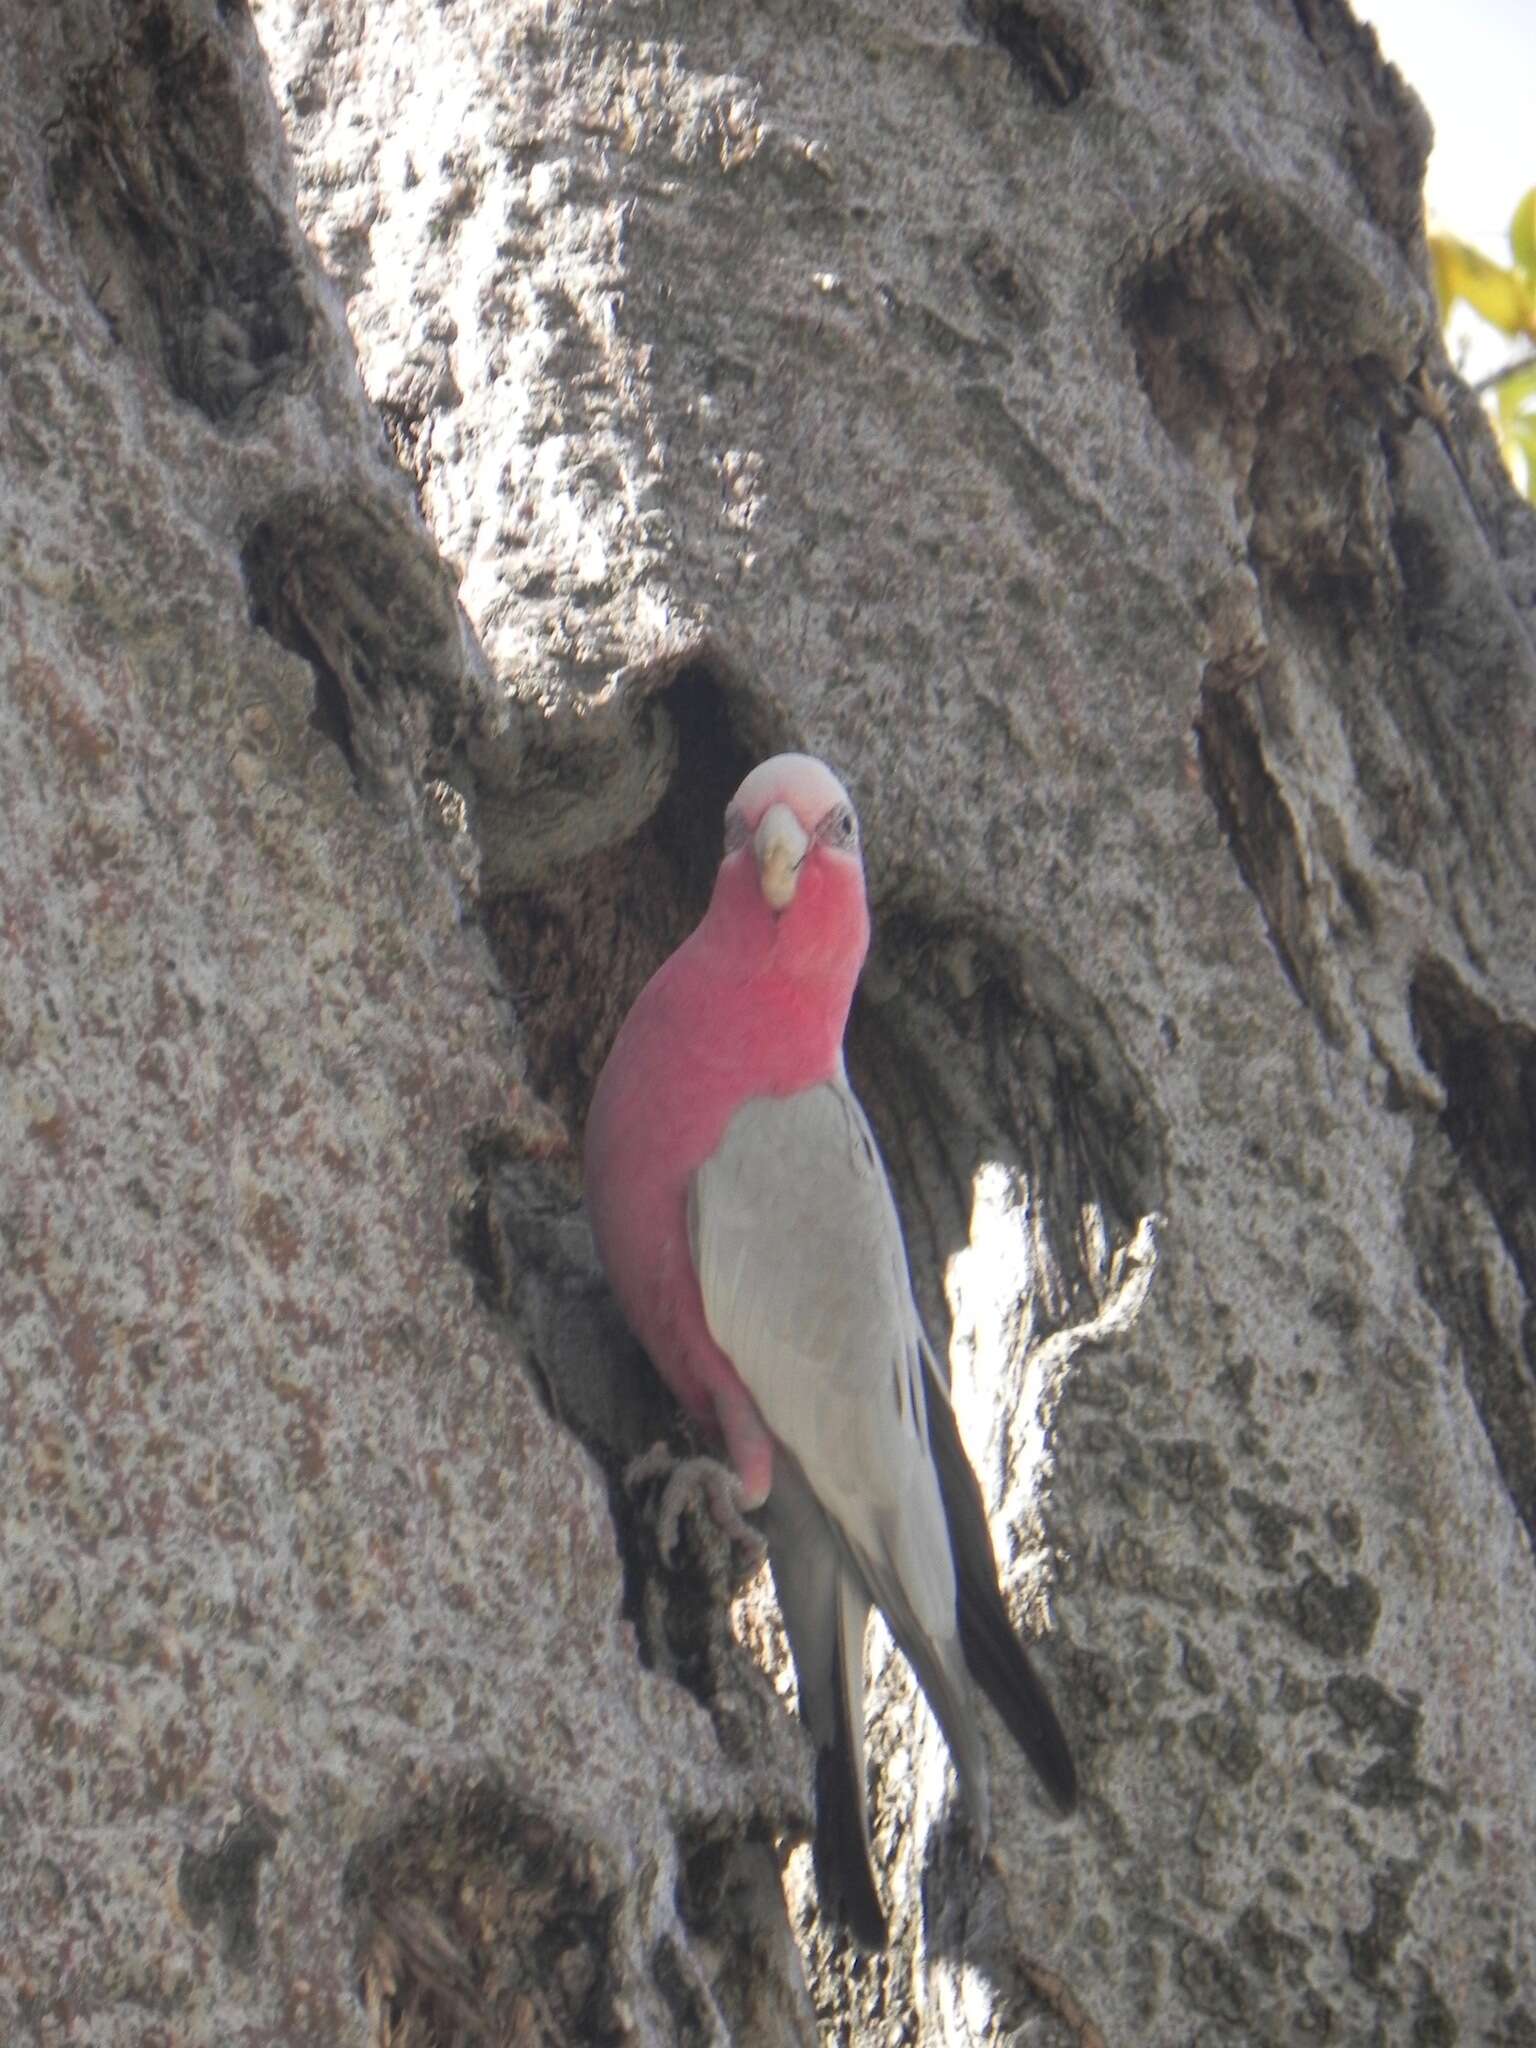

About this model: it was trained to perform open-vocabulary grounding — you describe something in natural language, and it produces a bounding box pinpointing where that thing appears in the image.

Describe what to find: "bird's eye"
[817,803,857,848]
[722,806,748,852]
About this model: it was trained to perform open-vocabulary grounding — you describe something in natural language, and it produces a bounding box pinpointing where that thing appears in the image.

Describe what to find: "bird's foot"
[625,1443,767,1582]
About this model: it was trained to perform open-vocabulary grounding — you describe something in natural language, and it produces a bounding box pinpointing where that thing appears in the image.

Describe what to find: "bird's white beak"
[754,803,809,911]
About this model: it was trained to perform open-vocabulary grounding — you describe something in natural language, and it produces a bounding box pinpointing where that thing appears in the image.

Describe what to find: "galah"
[584,752,1076,1946]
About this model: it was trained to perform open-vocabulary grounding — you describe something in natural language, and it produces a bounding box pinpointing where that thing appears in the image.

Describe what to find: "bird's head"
[727,753,862,908]
[710,753,870,979]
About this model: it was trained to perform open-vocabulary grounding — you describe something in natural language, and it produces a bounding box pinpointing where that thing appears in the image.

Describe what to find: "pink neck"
[677,846,868,1094]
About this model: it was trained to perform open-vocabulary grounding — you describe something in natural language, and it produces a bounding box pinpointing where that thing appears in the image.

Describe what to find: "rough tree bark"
[3,0,1533,2042]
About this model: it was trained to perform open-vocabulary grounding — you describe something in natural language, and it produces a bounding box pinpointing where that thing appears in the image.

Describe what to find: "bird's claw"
[625,1444,767,1574]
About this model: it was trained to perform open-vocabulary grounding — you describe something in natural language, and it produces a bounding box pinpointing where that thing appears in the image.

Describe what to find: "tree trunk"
[4,0,1533,2041]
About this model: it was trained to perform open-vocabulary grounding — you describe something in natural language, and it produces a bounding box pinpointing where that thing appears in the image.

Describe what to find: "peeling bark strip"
[1410,961,1536,1542]
[241,494,470,793]
[345,1782,630,2046]
[179,1805,284,1969]
[963,1,1094,105]
[1195,674,1311,1009]
[47,2,313,421]
[4,0,1536,2040]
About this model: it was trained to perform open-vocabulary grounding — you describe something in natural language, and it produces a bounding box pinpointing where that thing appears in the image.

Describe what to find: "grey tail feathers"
[811,1608,888,1950]
[855,1542,992,1841]
[764,1362,1076,1951]
[921,1347,1078,1815]
[761,1462,888,1948]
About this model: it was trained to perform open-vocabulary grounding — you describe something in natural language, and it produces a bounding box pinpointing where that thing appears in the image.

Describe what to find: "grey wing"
[690,1077,988,1830]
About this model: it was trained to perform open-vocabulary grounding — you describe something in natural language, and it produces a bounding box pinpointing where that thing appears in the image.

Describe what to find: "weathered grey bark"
[3,0,1533,2041]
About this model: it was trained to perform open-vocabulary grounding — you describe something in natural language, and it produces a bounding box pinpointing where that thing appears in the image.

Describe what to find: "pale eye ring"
[818,803,858,848]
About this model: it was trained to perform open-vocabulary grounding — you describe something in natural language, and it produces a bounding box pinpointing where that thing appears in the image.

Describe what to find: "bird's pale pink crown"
[728,753,857,834]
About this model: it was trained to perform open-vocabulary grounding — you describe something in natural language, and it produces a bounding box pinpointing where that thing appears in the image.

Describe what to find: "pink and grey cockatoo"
[584,752,1076,1946]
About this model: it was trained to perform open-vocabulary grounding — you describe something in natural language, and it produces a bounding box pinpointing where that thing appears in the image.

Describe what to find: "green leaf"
[1429,232,1536,338]
[1511,186,1536,281]
[1497,360,1536,426]
[1499,415,1536,501]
